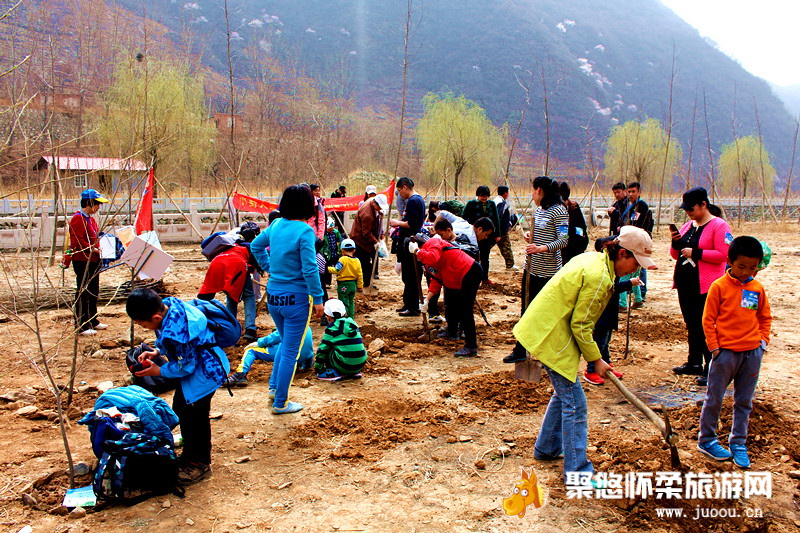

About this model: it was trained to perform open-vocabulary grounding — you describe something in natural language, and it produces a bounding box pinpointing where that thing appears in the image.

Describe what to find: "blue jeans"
[267,291,313,408]
[699,346,763,446]
[534,365,593,479]
[587,328,612,374]
[227,276,256,332]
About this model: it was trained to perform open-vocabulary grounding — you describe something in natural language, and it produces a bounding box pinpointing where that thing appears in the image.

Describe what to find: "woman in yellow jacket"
[513,226,657,485]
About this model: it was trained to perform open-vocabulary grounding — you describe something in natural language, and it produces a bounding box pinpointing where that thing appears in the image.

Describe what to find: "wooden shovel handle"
[605,372,678,445]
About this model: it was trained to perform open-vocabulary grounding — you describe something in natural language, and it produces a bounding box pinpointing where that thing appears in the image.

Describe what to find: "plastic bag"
[394,261,402,276]
[377,240,388,258]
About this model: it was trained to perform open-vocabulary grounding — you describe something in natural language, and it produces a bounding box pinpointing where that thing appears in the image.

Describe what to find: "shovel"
[605,372,682,469]
[412,255,438,342]
[365,248,380,295]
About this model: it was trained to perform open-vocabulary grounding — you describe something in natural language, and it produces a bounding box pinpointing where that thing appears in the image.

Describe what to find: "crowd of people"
[71,176,772,488]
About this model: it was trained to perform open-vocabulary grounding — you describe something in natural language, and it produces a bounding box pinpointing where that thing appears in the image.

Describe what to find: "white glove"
[420,300,429,313]
[374,242,381,250]
[408,241,419,254]
[394,261,402,275]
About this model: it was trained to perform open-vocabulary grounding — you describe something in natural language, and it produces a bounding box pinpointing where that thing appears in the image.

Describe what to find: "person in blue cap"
[69,189,110,335]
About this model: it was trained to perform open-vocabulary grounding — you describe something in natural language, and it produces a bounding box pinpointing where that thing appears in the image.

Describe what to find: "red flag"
[134,168,155,234]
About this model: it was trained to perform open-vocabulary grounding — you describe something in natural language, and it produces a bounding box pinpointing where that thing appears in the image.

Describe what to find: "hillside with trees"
[116,0,798,180]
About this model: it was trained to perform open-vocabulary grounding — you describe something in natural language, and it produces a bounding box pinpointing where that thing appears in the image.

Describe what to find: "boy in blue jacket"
[127,288,230,485]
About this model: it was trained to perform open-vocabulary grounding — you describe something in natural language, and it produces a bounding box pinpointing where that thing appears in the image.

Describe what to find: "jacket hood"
[161,296,207,344]
[328,317,360,337]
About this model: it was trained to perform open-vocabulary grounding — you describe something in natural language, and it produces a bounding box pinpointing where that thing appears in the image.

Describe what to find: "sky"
[661,0,800,87]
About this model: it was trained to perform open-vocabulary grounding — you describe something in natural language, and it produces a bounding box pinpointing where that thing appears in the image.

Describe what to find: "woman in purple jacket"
[670,187,733,386]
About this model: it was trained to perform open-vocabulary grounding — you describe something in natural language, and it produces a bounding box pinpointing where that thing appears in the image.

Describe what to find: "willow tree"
[98,56,216,189]
[603,118,682,191]
[416,92,507,195]
[717,135,776,197]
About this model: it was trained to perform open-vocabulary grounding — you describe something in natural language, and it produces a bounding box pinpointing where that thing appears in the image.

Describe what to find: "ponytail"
[708,203,723,218]
[533,175,562,209]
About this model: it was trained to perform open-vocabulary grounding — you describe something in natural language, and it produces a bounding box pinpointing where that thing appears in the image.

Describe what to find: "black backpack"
[126,344,179,394]
[444,234,480,260]
[92,432,184,505]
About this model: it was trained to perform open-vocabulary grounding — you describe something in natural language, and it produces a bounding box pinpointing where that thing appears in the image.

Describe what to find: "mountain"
[117,0,797,178]
[772,84,800,118]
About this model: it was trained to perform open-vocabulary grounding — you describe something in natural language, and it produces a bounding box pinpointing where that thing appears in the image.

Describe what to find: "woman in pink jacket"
[670,187,733,386]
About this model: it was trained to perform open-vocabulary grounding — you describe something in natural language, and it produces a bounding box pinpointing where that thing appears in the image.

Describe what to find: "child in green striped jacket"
[315,299,368,381]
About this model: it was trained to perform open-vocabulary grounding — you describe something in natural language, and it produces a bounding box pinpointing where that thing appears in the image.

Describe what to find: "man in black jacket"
[389,177,426,316]
[607,182,628,236]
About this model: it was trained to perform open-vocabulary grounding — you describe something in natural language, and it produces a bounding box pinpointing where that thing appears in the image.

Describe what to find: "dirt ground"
[1,224,799,533]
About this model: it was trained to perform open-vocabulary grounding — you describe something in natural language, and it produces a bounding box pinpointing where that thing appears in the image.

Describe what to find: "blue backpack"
[188,298,241,349]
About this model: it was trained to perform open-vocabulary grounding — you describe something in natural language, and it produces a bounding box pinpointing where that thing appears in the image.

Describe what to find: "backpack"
[125,344,179,394]
[444,234,480,260]
[439,199,465,217]
[200,232,238,260]
[93,432,184,504]
[187,298,242,349]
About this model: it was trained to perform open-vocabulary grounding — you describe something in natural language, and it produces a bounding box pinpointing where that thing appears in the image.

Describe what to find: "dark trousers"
[478,238,495,281]
[173,386,214,465]
[355,245,374,288]
[445,262,483,348]
[399,250,420,311]
[587,328,613,373]
[72,260,100,331]
[512,273,551,356]
[677,278,711,370]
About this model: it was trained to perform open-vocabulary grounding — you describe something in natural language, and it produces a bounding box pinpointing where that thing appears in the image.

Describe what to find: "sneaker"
[437,330,460,341]
[429,315,444,324]
[618,306,628,313]
[79,329,97,336]
[673,363,704,376]
[609,367,623,379]
[268,388,276,400]
[93,323,109,330]
[533,449,563,461]
[632,301,644,309]
[696,375,708,386]
[730,444,750,469]
[454,347,478,358]
[506,265,518,271]
[225,372,248,387]
[373,274,380,280]
[272,401,303,415]
[697,440,733,461]
[338,372,363,381]
[317,369,342,381]
[398,309,420,317]
[502,351,527,364]
[178,462,212,485]
[242,329,258,343]
[482,279,495,286]
[583,371,605,385]
[396,306,408,313]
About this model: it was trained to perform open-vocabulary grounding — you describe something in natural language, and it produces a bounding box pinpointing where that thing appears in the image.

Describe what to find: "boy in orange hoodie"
[698,236,772,469]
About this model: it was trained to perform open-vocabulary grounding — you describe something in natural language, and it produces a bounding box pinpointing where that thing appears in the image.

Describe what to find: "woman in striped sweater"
[504,176,569,363]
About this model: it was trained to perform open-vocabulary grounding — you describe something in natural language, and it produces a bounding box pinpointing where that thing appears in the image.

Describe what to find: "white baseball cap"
[617,226,657,270]
[324,298,347,318]
[341,238,356,250]
[365,185,377,195]
[373,193,389,212]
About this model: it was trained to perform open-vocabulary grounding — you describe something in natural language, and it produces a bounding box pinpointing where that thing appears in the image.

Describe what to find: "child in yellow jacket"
[329,239,363,318]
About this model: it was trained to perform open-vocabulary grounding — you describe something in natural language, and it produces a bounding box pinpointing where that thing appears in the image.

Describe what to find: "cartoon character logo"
[502,468,545,517]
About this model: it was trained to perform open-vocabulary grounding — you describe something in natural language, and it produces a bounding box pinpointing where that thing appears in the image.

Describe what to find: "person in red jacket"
[411,231,483,358]
[69,189,109,335]
[198,243,255,304]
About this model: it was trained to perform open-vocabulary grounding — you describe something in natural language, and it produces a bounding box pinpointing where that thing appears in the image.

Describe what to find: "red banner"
[324,180,395,211]
[233,181,395,215]
[134,168,154,234]
[232,193,279,214]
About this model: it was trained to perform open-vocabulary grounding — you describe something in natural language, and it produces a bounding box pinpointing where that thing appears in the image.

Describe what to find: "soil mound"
[453,371,553,413]
[288,396,475,461]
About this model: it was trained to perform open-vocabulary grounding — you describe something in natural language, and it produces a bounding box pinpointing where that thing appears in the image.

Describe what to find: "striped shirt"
[527,203,569,278]
[315,317,367,375]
